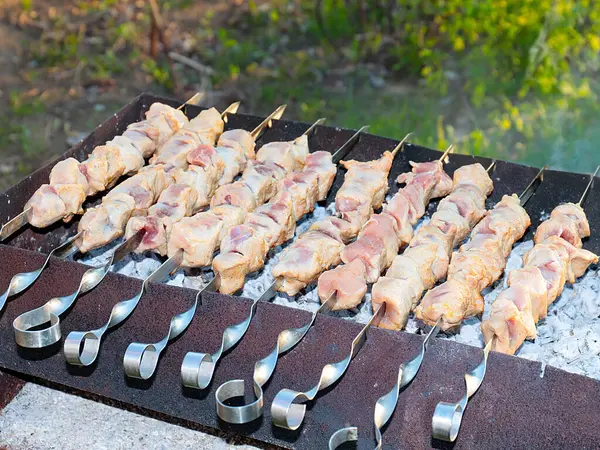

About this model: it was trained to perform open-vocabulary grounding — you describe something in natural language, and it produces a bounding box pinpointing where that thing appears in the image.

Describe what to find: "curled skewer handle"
[182,284,257,390]
[124,294,198,380]
[373,321,440,448]
[271,305,386,431]
[215,293,337,424]
[13,232,145,349]
[431,339,493,442]
[328,427,358,450]
[1,232,81,312]
[64,244,178,366]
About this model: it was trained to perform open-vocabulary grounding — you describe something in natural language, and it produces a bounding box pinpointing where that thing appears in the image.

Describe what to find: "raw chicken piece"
[304,151,336,201]
[246,191,295,247]
[78,193,136,253]
[25,184,86,228]
[127,184,198,255]
[279,171,319,219]
[507,267,549,321]
[218,129,256,161]
[341,214,399,283]
[372,276,422,330]
[256,141,303,173]
[49,158,91,196]
[145,102,188,131]
[81,146,126,194]
[213,225,269,294]
[317,259,368,310]
[168,205,245,267]
[123,127,155,158]
[211,182,257,214]
[336,152,393,226]
[183,107,224,144]
[215,146,245,185]
[273,231,345,296]
[415,279,482,331]
[310,216,361,244]
[150,134,199,168]
[451,163,494,197]
[105,136,145,174]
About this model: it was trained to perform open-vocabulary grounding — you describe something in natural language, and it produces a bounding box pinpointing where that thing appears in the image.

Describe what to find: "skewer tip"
[178,92,203,110]
[577,165,600,207]
[438,144,454,163]
[302,117,327,137]
[486,160,497,173]
[391,131,414,157]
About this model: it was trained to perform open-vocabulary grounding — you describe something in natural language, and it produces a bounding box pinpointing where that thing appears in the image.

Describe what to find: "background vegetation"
[1,0,599,190]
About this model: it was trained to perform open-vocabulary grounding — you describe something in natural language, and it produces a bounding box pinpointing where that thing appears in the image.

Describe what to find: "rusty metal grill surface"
[0,93,599,449]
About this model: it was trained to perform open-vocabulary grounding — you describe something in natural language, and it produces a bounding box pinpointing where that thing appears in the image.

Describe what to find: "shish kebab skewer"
[211,134,413,425]
[65,113,322,368]
[268,145,456,432]
[123,119,335,379]
[327,160,498,449]
[415,165,549,330]
[481,166,599,354]
[0,93,203,242]
[273,146,453,296]
[0,101,242,313]
[179,126,371,390]
[11,105,286,350]
[317,148,463,310]
[432,168,598,444]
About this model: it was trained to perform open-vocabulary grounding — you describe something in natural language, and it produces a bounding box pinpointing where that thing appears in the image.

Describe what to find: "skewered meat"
[336,151,393,226]
[24,184,87,228]
[317,259,368,311]
[416,194,530,330]
[372,163,493,330]
[272,152,394,296]
[166,142,322,269]
[76,109,229,253]
[77,166,173,253]
[49,158,91,196]
[482,203,598,354]
[315,160,452,308]
[212,151,337,294]
[168,205,246,267]
[24,102,189,229]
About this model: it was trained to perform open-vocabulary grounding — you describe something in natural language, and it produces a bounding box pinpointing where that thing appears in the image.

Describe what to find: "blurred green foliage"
[193,0,600,171]
[9,0,600,173]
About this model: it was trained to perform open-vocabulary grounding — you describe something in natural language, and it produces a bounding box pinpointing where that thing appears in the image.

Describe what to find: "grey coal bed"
[1,93,600,449]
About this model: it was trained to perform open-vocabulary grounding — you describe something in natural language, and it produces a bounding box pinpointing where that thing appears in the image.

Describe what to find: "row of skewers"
[0,96,598,447]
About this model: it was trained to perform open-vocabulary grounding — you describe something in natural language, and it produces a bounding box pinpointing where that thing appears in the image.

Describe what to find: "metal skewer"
[11,102,268,351]
[209,132,412,423]
[431,164,594,443]
[181,127,410,395]
[0,92,204,244]
[120,116,329,380]
[214,293,337,424]
[0,92,216,311]
[578,165,599,207]
[271,304,386,431]
[329,319,441,449]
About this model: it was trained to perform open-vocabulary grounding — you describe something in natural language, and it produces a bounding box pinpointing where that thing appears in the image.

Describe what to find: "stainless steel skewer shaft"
[271,304,386,431]
[328,319,441,449]
[215,292,337,424]
[1,232,81,313]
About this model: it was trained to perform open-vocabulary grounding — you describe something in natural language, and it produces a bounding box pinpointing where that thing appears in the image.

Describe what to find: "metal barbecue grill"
[1,93,599,449]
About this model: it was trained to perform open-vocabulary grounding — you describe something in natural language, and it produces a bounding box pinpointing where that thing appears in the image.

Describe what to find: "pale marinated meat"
[25,184,86,228]
[482,201,597,354]
[372,163,493,330]
[213,150,337,294]
[317,259,368,310]
[317,159,452,308]
[416,194,529,330]
[49,158,91,196]
[105,136,145,174]
[78,193,136,253]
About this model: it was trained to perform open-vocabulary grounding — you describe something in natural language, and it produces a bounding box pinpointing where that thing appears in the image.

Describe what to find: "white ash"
[77,207,600,382]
